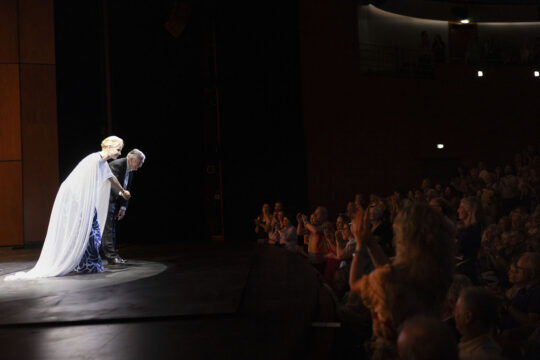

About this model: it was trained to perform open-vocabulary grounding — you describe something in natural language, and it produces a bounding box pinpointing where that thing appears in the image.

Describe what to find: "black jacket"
[109,157,132,208]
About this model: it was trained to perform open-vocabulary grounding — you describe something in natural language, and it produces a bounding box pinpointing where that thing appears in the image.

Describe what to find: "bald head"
[398,316,458,360]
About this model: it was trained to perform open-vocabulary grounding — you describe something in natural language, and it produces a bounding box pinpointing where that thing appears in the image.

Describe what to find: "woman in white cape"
[5,136,131,280]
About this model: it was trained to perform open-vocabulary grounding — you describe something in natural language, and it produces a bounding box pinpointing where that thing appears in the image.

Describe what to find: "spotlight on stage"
[436,144,445,149]
[477,70,483,77]
[535,71,539,78]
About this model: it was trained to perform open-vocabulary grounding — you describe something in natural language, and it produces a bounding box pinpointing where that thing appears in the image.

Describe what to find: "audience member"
[526,208,540,252]
[322,222,340,287]
[349,203,456,359]
[444,184,462,212]
[454,286,503,360]
[368,204,394,258]
[301,206,329,274]
[296,212,314,254]
[277,215,298,252]
[500,165,520,216]
[397,316,458,360]
[390,189,410,222]
[254,203,272,243]
[354,193,367,210]
[429,196,457,224]
[444,274,474,340]
[268,210,284,245]
[456,197,483,283]
[346,201,357,221]
[501,252,540,334]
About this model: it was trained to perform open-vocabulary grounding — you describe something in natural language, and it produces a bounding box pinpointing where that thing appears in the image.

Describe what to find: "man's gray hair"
[127,149,146,162]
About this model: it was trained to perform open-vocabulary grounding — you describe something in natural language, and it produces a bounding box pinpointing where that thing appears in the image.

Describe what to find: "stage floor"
[0,242,320,359]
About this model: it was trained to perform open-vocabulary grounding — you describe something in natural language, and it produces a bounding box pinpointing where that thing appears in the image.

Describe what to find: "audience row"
[254,145,540,359]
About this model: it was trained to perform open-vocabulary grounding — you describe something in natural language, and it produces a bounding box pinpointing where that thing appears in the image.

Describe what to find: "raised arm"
[349,208,368,291]
[349,207,391,291]
[302,214,318,234]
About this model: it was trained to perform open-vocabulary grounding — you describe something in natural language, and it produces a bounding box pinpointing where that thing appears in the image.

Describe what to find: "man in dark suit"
[102,148,146,264]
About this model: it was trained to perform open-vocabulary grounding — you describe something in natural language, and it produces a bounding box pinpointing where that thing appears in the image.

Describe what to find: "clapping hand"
[353,206,372,251]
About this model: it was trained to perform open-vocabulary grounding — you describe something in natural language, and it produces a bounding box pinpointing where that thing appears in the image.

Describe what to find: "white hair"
[127,148,146,163]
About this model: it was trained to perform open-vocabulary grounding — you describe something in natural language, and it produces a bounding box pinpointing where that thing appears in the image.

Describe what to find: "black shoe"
[117,256,127,264]
[106,257,124,265]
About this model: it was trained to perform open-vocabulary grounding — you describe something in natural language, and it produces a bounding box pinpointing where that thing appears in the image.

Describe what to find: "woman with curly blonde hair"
[349,203,456,359]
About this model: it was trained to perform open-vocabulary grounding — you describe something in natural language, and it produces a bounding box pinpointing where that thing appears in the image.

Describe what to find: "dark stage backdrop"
[54,1,307,243]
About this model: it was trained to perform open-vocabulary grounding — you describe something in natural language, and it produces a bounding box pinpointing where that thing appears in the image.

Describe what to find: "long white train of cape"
[4,152,112,280]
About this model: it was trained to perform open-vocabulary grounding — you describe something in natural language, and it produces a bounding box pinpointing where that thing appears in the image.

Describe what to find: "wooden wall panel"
[0,162,23,246]
[0,0,19,64]
[21,64,58,243]
[19,0,55,65]
[0,64,21,161]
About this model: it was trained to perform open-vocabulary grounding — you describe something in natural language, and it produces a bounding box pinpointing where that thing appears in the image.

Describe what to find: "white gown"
[5,152,113,280]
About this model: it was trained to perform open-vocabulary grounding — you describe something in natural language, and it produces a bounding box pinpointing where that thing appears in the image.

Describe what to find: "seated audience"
[255,146,540,359]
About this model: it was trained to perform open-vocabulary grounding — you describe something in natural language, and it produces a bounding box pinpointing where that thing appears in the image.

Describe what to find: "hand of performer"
[121,190,131,200]
[117,208,126,220]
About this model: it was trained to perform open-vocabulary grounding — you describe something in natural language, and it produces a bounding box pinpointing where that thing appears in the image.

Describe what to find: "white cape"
[5,152,113,280]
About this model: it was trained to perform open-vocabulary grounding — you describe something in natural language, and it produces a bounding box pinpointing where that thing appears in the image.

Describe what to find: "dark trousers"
[101,202,118,259]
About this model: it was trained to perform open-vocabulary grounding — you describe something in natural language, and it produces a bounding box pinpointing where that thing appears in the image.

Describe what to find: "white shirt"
[459,333,503,360]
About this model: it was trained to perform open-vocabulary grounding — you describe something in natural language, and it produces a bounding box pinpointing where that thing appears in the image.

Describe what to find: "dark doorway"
[449,22,479,63]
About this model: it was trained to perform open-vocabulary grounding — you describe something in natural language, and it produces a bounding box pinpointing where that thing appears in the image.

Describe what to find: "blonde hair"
[460,197,480,226]
[393,203,456,268]
[391,203,457,319]
[101,136,124,149]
